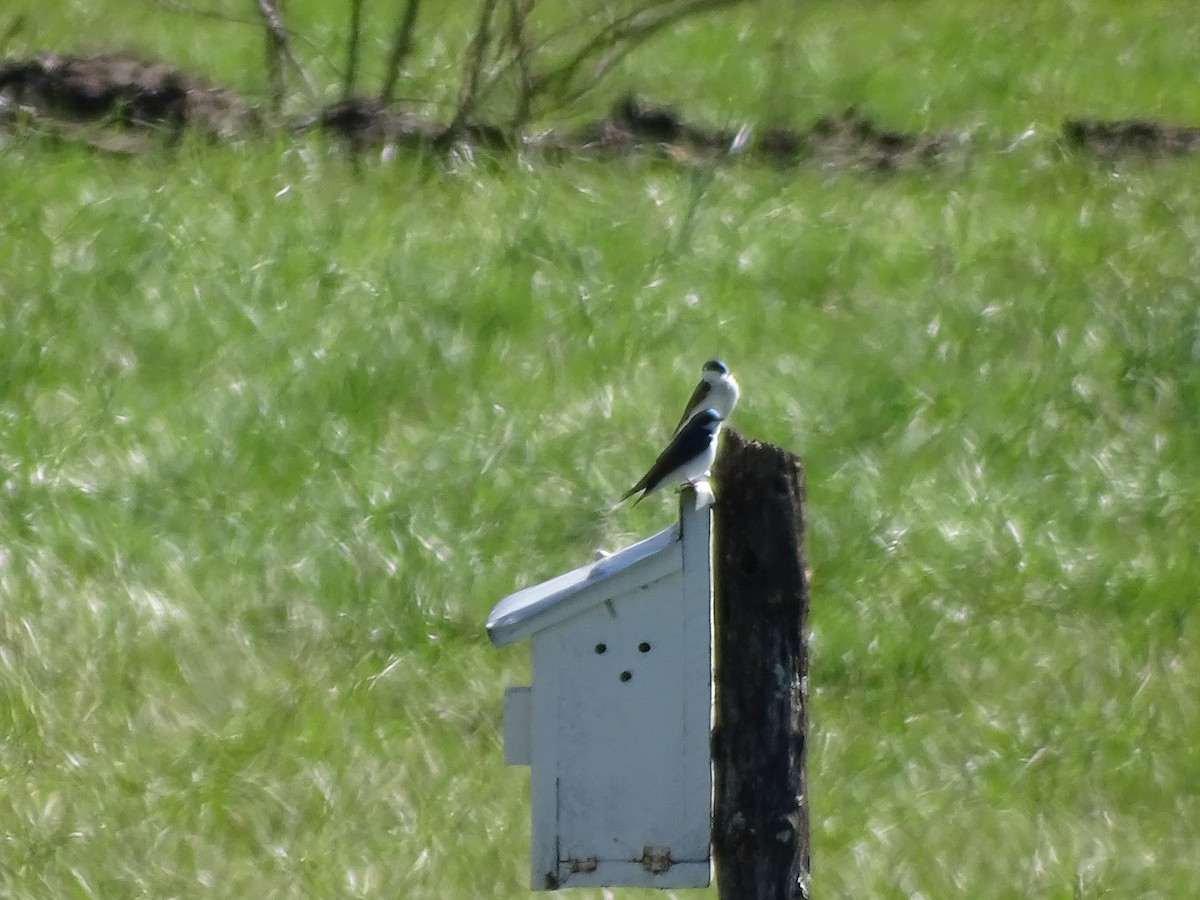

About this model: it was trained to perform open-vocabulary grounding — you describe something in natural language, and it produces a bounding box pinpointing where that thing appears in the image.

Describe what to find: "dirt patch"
[306,92,948,172]
[556,95,739,159]
[796,107,948,172]
[1064,118,1200,160]
[10,50,1200,173]
[0,51,259,145]
[536,96,948,171]
[299,96,511,153]
[2,51,948,171]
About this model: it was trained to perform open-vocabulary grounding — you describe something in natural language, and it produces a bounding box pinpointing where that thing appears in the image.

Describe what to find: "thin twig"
[760,0,803,128]
[262,9,284,112]
[153,0,343,81]
[449,0,501,132]
[468,0,746,125]
[380,0,422,104]
[343,0,364,102]
[505,0,535,130]
[533,0,742,114]
[255,0,319,106]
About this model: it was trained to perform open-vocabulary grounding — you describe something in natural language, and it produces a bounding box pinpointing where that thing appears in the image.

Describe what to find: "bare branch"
[153,0,343,82]
[504,0,535,130]
[255,0,319,108]
[467,0,748,126]
[380,0,422,105]
[343,0,364,101]
[260,5,284,112]
[449,0,501,132]
[533,0,745,115]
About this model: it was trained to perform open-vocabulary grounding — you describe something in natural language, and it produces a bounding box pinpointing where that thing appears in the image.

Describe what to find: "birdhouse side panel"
[529,632,567,890]
[548,573,710,880]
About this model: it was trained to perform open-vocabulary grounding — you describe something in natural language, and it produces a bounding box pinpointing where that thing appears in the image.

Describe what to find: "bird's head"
[703,359,729,376]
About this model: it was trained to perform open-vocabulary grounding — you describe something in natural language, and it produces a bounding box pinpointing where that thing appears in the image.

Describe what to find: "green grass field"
[3,0,1199,896]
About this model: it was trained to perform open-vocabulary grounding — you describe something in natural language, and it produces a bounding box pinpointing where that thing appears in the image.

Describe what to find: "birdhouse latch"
[640,845,674,874]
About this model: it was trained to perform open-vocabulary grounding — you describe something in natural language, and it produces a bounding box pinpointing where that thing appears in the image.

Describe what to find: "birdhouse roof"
[486,522,682,647]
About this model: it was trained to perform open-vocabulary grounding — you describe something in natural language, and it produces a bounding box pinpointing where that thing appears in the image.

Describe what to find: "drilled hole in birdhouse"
[619,671,632,682]
[638,642,651,653]
[594,643,607,654]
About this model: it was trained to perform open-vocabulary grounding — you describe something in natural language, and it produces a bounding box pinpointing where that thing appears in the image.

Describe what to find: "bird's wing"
[673,380,712,432]
[622,418,713,501]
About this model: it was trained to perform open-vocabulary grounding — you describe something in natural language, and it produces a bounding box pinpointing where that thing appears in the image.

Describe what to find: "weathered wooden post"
[712,428,811,900]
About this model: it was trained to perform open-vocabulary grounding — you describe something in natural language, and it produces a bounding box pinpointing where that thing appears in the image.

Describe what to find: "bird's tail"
[620,479,649,504]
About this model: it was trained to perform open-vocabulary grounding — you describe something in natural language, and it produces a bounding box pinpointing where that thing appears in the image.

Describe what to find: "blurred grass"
[2,0,1199,897]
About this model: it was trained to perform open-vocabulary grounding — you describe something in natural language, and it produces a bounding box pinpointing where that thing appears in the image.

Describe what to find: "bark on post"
[712,428,811,899]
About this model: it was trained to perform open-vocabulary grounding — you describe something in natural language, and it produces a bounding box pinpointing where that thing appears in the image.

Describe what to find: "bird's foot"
[688,480,715,510]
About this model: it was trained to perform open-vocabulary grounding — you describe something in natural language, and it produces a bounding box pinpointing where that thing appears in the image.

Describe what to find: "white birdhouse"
[486,488,714,890]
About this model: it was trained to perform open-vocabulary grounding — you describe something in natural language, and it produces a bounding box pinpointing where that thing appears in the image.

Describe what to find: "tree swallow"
[675,359,739,433]
[622,408,723,504]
